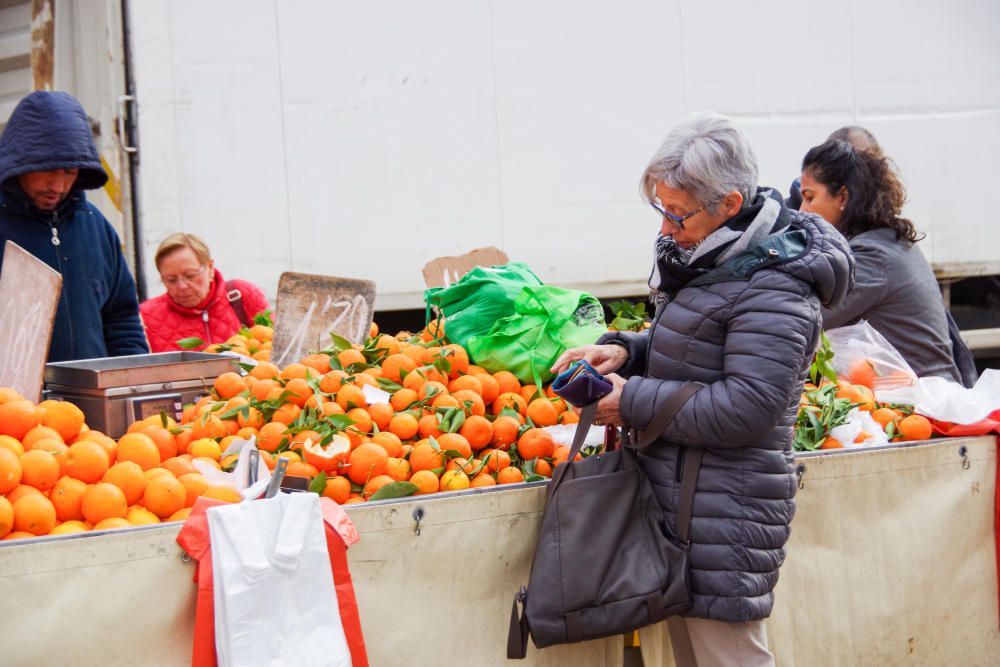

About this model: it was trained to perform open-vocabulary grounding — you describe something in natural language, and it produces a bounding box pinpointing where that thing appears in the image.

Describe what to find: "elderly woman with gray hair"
[552,113,853,666]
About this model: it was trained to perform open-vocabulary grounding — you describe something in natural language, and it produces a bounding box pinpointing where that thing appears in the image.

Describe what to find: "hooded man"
[0,90,149,362]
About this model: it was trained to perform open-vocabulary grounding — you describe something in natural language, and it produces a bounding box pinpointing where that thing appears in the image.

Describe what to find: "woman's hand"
[550,344,629,376]
[590,373,627,426]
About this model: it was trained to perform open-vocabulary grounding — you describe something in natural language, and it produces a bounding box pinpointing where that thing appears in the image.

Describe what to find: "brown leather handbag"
[507,382,704,659]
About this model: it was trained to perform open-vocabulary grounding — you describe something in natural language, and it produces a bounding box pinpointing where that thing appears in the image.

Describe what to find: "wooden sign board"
[421,246,509,289]
[0,241,62,401]
[270,272,376,367]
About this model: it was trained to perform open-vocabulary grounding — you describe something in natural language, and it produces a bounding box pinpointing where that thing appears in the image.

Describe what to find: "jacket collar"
[0,183,86,222]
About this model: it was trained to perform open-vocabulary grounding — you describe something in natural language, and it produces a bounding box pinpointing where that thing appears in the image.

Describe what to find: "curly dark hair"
[801,139,922,243]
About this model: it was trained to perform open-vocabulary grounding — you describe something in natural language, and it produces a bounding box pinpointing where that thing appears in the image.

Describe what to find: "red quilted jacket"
[140,269,269,353]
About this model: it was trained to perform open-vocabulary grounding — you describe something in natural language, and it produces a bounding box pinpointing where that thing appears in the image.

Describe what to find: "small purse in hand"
[551,360,613,407]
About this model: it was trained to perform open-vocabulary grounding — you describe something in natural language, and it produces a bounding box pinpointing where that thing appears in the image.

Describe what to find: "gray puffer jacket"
[600,211,853,623]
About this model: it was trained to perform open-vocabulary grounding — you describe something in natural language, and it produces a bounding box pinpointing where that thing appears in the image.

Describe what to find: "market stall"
[1,435,997,666]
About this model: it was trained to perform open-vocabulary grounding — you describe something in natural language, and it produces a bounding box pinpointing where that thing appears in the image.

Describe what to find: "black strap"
[549,402,597,490]
[676,447,704,545]
[628,382,705,545]
[631,381,704,449]
[507,587,529,659]
[224,280,251,327]
[565,611,585,643]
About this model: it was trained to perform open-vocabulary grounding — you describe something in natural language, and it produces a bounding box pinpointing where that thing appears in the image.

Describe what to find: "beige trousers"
[666,617,775,667]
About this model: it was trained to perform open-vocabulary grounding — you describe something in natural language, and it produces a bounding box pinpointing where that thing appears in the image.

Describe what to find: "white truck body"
[3,1,1000,315]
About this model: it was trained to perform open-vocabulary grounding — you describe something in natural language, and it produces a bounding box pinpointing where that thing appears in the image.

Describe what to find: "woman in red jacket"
[140,233,270,353]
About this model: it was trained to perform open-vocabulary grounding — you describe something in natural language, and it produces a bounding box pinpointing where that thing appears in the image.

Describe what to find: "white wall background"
[128,0,1000,309]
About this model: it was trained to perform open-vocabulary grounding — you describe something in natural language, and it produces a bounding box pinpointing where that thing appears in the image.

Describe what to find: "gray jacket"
[601,211,853,623]
[822,227,960,382]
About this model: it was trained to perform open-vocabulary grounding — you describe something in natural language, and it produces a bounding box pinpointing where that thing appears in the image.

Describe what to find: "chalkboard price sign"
[0,241,63,401]
[271,272,377,367]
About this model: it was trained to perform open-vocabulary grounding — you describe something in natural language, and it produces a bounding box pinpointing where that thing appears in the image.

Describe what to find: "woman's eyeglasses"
[650,199,717,230]
[162,264,207,287]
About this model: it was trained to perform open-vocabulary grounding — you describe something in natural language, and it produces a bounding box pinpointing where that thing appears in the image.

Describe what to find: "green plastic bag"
[467,285,607,386]
[423,262,543,349]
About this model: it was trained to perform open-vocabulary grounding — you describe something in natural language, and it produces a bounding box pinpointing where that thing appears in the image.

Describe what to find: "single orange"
[21,425,64,449]
[526,397,559,427]
[898,414,933,441]
[102,461,148,505]
[409,469,440,495]
[162,456,197,478]
[140,425,179,461]
[390,388,419,412]
[322,476,352,504]
[142,474,187,518]
[178,473,211,507]
[362,474,395,498]
[116,432,161,471]
[437,433,472,459]
[81,483,128,524]
[408,443,445,473]
[385,457,412,482]
[13,493,57,535]
[0,447,22,494]
[0,434,25,457]
[517,428,555,460]
[63,440,111,483]
[41,401,86,441]
[48,479,85,524]
[470,472,496,488]
[497,466,524,484]
[19,449,59,491]
[346,443,389,485]
[440,469,470,491]
[0,399,41,440]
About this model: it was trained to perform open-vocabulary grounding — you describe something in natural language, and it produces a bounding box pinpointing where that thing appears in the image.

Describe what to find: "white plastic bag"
[876,368,1000,424]
[192,437,271,501]
[544,423,605,449]
[826,321,917,390]
[208,493,351,667]
[829,409,890,448]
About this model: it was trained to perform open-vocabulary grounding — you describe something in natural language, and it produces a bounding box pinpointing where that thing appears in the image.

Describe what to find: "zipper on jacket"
[202,311,212,344]
[676,447,686,482]
[49,211,75,355]
[645,301,669,371]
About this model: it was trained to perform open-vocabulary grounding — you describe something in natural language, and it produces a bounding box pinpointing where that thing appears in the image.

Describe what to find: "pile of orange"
[203,323,274,361]
[800,376,933,450]
[0,389,242,542]
[178,319,585,506]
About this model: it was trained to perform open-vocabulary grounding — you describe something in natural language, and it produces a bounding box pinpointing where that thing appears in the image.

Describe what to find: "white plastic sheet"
[876,368,1000,424]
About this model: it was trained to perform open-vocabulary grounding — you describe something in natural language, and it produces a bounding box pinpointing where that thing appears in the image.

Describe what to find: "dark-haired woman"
[800,139,962,382]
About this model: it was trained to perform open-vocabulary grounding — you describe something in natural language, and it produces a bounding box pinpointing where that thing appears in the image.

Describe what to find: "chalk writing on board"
[0,300,45,396]
[0,241,62,401]
[276,294,372,366]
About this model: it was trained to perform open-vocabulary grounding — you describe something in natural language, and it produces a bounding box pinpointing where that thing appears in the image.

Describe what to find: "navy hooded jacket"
[0,91,149,362]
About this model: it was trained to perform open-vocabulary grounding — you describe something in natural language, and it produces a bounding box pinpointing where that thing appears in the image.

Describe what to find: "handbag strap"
[628,381,705,545]
[549,402,597,490]
[676,447,704,545]
[629,381,704,449]
[225,280,251,328]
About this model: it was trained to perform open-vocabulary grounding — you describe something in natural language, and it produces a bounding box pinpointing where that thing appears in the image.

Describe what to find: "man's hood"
[0,91,107,190]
